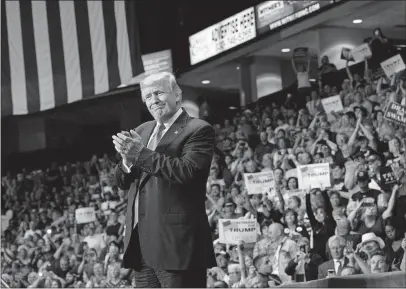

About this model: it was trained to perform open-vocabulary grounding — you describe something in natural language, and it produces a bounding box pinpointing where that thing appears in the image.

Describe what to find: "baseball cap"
[357,171,370,182]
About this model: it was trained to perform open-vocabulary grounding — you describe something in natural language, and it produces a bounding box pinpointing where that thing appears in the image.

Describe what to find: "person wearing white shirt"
[318,235,348,279]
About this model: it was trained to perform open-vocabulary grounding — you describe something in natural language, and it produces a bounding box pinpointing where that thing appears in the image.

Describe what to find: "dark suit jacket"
[285,252,324,282]
[317,258,349,279]
[115,110,217,271]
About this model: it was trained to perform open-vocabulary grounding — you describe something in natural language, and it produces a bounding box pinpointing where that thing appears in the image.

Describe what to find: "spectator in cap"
[351,170,382,204]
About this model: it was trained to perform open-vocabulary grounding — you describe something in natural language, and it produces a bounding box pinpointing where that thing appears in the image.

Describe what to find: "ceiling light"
[229,106,237,110]
[281,48,290,53]
[236,66,240,70]
[353,19,362,24]
[310,78,316,82]
[202,80,210,84]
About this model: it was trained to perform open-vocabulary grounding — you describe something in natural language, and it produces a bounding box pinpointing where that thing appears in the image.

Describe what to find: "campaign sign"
[380,166,397,188]
[293,47,309,60]
[380,54,406,78]
[244,171,275,195]
[75,207,96,224]
[298,163,331,189]
[321,95,344,114]
[218,219,258,245]
[351,43,372,62]
[384,102,406,126]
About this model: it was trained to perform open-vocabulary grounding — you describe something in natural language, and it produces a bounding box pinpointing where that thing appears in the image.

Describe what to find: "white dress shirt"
[333,258,345,274]
[122,108,184,172]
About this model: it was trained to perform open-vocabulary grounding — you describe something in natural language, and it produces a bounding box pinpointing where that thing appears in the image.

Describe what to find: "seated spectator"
[318,235,349,279]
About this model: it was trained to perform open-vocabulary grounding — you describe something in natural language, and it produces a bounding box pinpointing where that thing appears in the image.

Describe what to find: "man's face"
[370,255,388,273]
[329,242,344,259]
[260,132,267,142]
[142,79,179,123]
[60,258,69,271]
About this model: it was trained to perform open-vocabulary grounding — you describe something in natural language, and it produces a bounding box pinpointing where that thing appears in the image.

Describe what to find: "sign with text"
[380,54,406,78]
[219,219,258,245]
[256,1,337,34]
[380,166,397,188]
[189,7,256,65]
[351,43,372,62]
[384,102,406,126]
[298,163,331,189]
[321,95,344,114]
[293,47,309,60]
[75,207,96,224]
[142,49,173,75]
[244,171,275,195]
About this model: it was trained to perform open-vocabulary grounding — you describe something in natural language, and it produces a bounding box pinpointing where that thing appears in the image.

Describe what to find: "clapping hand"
[112,130,143,163]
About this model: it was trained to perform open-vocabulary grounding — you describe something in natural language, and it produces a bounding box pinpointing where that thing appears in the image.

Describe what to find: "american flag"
[1,0,144,116]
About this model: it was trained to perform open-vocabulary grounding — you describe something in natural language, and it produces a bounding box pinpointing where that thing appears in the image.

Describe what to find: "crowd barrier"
[280,271,406,288]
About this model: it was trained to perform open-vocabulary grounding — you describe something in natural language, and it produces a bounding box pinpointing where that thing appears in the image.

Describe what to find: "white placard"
[351,43,372,62]
[142,49,173,75]
[75,207,96,224]
[189,7,256,65]
[244,171,274,195]
[298,163,331,189]
[1,215,11,232]
[321,95,344,114]
[218,219,258,245]
[380,54,406,78]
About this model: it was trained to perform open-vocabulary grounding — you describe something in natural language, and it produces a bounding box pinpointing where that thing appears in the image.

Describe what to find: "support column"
[238,57,257,107]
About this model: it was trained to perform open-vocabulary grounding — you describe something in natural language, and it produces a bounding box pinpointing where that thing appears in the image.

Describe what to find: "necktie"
[133,123,166,228]
[336,260,342,276]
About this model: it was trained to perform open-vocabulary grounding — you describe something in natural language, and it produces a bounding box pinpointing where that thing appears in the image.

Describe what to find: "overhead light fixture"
[202,80,210,84]
[281,48,290,53]
[236,66,240,70]
[310,78,316,82]
[229,106,237,110]
[353,19,362,24]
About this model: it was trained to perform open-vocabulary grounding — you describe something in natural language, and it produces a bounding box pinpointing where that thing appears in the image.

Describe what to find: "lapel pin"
[175,131,179,134]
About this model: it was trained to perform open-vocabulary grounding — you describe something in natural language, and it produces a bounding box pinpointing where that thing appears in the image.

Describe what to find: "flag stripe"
[32,1,55,111]
[46,0,68,107]
[1,0,13,116]
[102,0,121,90]
[114,0,133,85]
[6,1,28,115]
[74,1,95,98]
[60,1,82,104]
[114,1,132,84]
[125,0,144,78]
[20,1,40,114]
[87,1,109,95]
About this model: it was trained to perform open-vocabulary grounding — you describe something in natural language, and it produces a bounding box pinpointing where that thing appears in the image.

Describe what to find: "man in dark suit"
[318,235,349,279]
[112,72,216,288]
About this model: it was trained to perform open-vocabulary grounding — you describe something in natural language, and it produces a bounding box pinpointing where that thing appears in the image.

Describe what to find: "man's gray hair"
[328,235,346,248]
[140,72,182,101]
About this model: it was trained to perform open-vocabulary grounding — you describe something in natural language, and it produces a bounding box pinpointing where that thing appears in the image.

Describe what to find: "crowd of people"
[2,37,406,288]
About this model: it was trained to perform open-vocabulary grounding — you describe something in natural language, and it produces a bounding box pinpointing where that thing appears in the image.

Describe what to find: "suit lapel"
[155,110,190,153]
